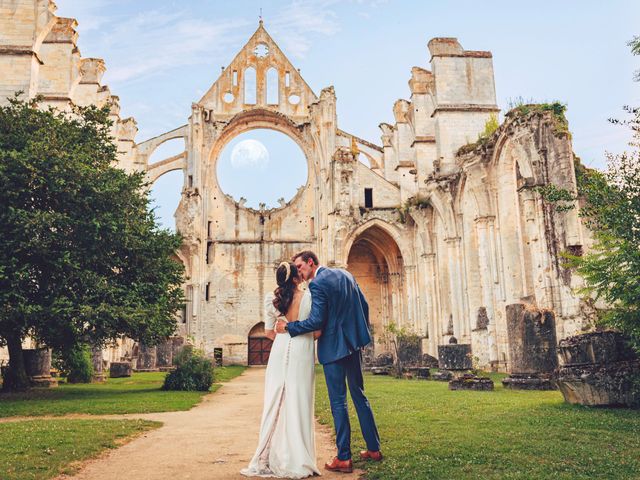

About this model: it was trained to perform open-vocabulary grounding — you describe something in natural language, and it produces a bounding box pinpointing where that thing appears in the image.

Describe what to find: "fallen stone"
[432,370,453,381]
[110,361,133,378]
[370,366,391,375]
[555,331,640,408]
[448,373,494,391]
[502,373,556,390]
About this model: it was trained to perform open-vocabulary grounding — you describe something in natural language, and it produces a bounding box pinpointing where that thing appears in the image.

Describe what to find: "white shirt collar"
[313,265,325,278]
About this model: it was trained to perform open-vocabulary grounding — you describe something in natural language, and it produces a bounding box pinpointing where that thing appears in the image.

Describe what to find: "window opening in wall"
[205,283,210,301]
[206,241,212,264]
[266,67,279,105]
[149,169,183,232]
[207,221,212,238]
[364,188,373,208]
[244,67,257,104]
[358,153,371,168]
[254,43,269,58]
[188,175,193,188]
[233,70,238,86]
[181,305,187,324]
[217,129,308,210]
[285,71,290,87]
[148,137,185,165]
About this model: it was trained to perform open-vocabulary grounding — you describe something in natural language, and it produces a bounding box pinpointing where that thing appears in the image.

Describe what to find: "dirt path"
[56,367,362,479]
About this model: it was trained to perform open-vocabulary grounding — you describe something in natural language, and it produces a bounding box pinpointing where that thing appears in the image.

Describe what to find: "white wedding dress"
[241,289,320,478]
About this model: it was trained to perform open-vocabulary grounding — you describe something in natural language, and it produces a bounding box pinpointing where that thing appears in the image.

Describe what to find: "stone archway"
[247,322,273,366]
[346,224,405,358]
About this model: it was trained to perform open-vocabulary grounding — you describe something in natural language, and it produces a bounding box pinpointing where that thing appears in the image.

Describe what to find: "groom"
[275,250,382,473]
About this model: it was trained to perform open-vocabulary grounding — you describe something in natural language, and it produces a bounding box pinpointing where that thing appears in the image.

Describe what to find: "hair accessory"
[278,261,291,282]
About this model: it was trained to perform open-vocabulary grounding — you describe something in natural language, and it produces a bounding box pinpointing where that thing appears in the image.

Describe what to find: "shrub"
[54,344,94,383]
[162,345,214,391]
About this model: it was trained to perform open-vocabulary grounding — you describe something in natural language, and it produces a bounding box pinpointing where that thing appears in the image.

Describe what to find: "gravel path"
[54,367,362,479]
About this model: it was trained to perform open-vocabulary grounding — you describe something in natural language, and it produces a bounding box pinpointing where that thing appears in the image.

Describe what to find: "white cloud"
[53,0,388,84]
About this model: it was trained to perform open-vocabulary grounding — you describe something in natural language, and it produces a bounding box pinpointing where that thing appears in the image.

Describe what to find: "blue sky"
[54,0,640,230]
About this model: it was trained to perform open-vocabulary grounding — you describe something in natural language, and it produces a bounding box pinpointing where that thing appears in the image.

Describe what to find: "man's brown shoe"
[360,450,383,461]
[324,457,353,473]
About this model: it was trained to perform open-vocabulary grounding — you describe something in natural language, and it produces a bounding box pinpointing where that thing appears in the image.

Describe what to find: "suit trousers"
[323,351,381,460]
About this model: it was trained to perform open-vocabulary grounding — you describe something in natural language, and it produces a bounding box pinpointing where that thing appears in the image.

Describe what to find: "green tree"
[568,105,640,353]
[0,96,185,391]
[539,37,640,353]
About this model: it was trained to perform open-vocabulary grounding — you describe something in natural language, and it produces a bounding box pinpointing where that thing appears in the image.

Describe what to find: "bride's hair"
[273,261,299,316]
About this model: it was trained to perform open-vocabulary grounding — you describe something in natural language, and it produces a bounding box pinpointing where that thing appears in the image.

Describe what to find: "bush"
[162,345,214,391]
[54,344,94,383]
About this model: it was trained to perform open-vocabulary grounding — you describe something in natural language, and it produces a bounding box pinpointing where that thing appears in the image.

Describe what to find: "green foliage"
[535,183,577,212]
[162,346,214,391]
[315,367,640,479]
[508,101,569,136]
[396,194,430,223]
[630,35,640,81]
[56,344,94,384]
[565,106,640,352]
[0,95,185,389]
[540,103,640,352]
[456,113,501,156]
[381,322,422,376]
[481,112,500,138]
[0,419,159,480]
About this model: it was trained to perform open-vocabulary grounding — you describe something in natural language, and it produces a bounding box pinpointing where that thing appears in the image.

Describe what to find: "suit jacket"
[287,266,371,364]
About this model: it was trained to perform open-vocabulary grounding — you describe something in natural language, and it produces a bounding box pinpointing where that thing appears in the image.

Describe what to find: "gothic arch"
[342,218,412,267]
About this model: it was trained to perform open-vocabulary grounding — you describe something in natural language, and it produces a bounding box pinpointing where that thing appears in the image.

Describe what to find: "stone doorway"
[346,224,405,358]
[247,322,273,365]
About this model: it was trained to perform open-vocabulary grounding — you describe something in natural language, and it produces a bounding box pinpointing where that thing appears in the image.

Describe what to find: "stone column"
[91,346,105,382]
[136,343,157,371]
[23,348,57,388]
[156,339,174,369]
[475,215,498,362]
[502,303,558,390]
[445,236,467,341]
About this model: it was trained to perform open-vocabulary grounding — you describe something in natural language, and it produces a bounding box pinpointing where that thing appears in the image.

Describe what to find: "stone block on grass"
[110,361,132,378]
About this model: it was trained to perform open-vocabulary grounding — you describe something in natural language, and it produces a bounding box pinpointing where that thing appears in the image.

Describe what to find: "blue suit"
[287,267,381,460]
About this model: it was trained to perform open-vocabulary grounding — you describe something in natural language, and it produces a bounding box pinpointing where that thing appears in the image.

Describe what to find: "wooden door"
[248,336,273,365]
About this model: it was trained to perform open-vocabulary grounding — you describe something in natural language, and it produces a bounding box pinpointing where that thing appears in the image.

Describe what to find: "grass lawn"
[314,368,640,479]
[0,418,160,480]
[0,366,246,418]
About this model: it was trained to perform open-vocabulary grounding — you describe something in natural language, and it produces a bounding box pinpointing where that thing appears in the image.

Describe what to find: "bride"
[241,261,322,478]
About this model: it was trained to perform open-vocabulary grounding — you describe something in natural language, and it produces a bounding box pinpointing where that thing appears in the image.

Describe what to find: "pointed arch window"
[244,67,257,105]
[266,67,279,105]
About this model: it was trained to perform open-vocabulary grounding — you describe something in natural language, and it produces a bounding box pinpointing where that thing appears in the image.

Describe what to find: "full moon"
[230,139,269,170]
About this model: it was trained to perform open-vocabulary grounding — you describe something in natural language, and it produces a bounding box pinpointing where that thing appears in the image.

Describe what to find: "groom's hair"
[292,250,319,266]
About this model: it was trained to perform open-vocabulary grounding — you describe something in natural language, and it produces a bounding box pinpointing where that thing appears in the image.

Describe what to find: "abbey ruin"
[1,1,593,371]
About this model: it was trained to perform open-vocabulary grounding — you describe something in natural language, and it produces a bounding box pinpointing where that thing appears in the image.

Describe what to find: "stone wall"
[0,2,592,370]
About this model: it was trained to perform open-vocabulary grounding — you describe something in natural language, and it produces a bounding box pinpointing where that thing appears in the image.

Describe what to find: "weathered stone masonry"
[1,1,593,370]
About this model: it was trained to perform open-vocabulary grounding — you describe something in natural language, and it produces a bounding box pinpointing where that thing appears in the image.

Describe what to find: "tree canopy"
[0,96,185,390]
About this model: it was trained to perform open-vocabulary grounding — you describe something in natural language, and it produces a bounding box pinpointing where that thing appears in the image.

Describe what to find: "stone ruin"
[502,303,558,390]
[0,347,57,388]
[131,337,187,373]
[369,337,431,379]
[109,361,133,378]
[91,346,106,383]
[555,331,640,408]
[438,337,495,390]
[449,374,494,391]
[0,1,597,372]
[23,348,58,388]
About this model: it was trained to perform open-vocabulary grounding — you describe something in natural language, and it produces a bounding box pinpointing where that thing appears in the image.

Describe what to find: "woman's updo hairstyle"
[273,261,298,316]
